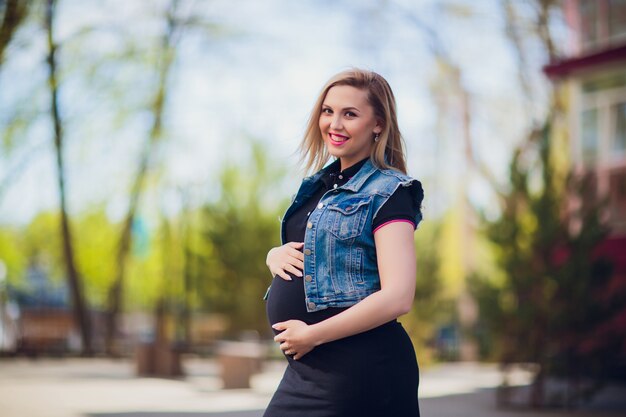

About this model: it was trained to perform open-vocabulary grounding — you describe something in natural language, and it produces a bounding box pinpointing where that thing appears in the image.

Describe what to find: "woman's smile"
[329,132,350,146]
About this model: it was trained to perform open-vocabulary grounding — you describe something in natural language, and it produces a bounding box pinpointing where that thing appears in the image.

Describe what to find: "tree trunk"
[45,0,92,355]
[181,191,193,349]
[0,0,29,66]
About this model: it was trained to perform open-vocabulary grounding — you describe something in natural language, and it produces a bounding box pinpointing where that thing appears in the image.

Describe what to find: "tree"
[74,208,118,309]
[104,0,186,355]
[0,0,34,203]
[468,0,626,407]
[0,0,29,66]
[470,116,625,407]
[45,0,91,355]
[470,121,566,404]
[198,139,286,335]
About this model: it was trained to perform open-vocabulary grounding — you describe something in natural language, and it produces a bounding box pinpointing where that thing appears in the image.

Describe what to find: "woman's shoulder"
[375,167,424,200]
[376,167,421,186]
[362,167,422,200]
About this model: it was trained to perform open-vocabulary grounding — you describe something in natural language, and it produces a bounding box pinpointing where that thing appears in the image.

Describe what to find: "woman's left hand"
[272,320,317,360]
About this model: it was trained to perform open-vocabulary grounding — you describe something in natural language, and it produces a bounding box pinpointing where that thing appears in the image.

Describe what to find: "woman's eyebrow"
[322,104,361,112]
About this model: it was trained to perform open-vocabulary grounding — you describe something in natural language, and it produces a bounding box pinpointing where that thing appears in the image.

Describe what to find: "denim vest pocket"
[324,195,372,240]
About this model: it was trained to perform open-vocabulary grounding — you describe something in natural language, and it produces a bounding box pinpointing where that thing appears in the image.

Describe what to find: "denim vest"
[281,159,422,312]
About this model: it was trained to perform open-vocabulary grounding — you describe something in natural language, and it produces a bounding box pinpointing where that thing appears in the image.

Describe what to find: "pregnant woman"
[264,68,424,417]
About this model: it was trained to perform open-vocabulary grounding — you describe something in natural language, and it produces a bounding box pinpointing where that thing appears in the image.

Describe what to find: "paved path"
[0,358,624,417]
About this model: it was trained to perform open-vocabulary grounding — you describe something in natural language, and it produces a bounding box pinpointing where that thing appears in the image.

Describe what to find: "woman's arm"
[273,221,416,359]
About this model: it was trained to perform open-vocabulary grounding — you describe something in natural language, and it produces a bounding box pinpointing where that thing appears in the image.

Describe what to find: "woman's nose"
[330,114,342,130]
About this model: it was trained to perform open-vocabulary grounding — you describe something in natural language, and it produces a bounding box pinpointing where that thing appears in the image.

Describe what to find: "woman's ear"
[374,118,384,134]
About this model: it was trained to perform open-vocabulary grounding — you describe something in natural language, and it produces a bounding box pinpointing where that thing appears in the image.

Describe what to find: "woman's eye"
[322,108,333,114]
[345,111,357,117]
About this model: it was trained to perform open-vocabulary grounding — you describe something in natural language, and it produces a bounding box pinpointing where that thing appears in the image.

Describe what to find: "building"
[544,0,626,376]
[545,0,626,273]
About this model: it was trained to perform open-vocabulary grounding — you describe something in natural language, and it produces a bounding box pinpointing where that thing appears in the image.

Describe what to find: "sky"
[0,0,557,226]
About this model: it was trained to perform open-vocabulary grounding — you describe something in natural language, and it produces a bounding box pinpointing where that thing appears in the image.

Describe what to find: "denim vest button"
[308,302,316,310]
[307,222,313,229]
[304,249,311,255]
[305,275,312,282]
[317,203,324,209]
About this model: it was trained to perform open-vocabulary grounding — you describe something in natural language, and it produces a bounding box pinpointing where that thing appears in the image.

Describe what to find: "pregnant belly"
[265,275,348,328]
[265,275,309,326]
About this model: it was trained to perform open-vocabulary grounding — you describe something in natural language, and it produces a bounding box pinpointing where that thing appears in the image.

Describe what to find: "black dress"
[264,159,422,417]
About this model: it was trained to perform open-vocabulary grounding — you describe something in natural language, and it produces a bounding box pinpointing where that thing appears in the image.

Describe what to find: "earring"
[374,133,380,142]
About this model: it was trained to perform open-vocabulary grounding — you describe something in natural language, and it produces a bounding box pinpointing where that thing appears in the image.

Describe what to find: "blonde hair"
[299,68,408,175]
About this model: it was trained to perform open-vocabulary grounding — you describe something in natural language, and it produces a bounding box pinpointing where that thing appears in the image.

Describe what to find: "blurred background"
[0,0,625,415]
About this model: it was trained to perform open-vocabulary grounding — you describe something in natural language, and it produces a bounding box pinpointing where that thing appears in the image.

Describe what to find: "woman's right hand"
[266,242,305,281]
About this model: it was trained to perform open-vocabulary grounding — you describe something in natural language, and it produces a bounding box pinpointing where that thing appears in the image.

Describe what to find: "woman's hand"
[266,242,304,281]
[272,320,318,360]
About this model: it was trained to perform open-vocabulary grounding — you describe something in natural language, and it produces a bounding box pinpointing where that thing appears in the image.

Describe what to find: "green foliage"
[196,139,286,336]
[0,225,27,285]
[22,211,64,283]
[74,208,118,308]
[471,120,625,390]
[0,209,110,308]
[1,139,291,341]
[2,206,161,311]
[126,215,181,311]
[472,124,562,363]
[1,208,118,303]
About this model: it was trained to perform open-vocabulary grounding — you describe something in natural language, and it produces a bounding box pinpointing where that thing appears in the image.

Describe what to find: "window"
[580,0,599,47]
[582,108,599,164]
[609,168,626,229]
[582,73,626,93]
[579,72,626,165]
[609,0,626,40]
[579,0,626,51]
[613,102,626,155]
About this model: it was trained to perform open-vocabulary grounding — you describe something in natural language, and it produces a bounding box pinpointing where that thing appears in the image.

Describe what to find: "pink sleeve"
[373,219,416,234]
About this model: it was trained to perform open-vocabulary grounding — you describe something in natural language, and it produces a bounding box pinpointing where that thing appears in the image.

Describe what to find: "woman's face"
[319,85,382,170]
